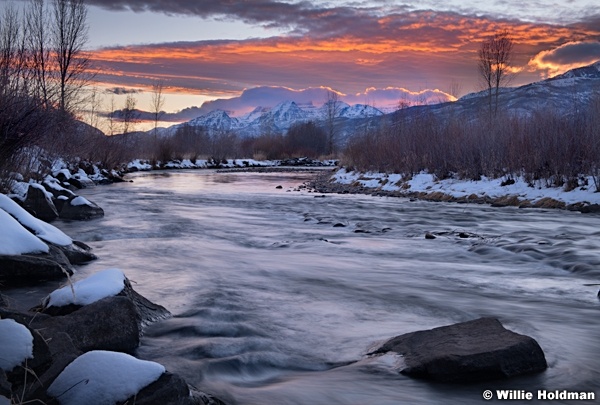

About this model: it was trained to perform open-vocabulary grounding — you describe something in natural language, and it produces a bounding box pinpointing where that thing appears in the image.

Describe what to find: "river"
[19,169,600,404]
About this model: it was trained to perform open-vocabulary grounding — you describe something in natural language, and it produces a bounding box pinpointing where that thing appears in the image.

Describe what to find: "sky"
[7,0,600,128]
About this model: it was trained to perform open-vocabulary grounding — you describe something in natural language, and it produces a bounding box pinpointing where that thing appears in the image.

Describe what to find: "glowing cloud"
[528,41,600,77]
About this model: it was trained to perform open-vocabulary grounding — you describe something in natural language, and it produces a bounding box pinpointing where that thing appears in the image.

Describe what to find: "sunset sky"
[35,0,600,125]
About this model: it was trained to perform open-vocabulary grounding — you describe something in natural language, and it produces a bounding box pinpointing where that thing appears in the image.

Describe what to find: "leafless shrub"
[342,102,600,190]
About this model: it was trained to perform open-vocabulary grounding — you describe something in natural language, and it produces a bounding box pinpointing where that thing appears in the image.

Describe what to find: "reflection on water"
[18,170,600,404]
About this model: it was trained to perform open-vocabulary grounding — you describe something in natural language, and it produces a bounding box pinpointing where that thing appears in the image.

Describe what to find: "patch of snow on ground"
[44,268,126,308]
[0,194,72,246]
[0,209,49,255]
[47,350,165,405]
[332,169,600,205]
[0,319,34,372]
[128,159,153,171]
[332,168,361,184]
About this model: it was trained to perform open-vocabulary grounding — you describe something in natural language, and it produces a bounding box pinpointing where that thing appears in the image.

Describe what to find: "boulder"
[120,372,191,405]
[33,296,140,353]
[22,185,59,222]
[123,372,229,405]
[370,317,547,382]
[39,274,170,329]
[53,241,97,264]
[0,254,72,286]
[0,370,10,400]
[9,331,81,404]
[59,196,104,220]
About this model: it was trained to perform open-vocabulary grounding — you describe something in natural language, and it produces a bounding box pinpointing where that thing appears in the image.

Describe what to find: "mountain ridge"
[153,61,600,139]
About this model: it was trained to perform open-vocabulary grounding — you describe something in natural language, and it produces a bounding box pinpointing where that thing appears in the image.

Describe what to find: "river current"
[17,170,600,404]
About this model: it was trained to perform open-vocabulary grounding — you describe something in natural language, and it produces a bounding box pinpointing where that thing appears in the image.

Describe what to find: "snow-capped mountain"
[186,110,239,132]
[168,100,384,137]
[157,61,600,140]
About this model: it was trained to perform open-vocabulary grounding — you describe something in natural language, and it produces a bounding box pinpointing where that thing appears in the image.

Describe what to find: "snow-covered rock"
[59,195,104,220]
[22,184,59,222]
[47,350,165,405]
[0,194,71,247]
[43,268,126,308]
[0,319,34,372]
[0,209,49,255]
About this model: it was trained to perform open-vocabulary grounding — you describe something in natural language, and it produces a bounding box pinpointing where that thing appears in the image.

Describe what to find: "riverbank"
[308,168,600,213]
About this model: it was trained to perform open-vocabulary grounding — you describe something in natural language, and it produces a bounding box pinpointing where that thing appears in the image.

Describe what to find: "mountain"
[166,99,384,138]
[389,61,600,124]
[154,61,599,141]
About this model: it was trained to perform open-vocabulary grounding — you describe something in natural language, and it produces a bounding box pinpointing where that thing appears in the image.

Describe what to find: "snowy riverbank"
[309,168,600,212]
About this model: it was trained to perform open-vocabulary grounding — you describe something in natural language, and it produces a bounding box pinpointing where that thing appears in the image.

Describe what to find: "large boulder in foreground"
[370,317,547,382]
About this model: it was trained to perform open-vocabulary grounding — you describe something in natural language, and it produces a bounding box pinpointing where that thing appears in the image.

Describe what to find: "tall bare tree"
[121,94,138,135]
[150,80,165,137]
[325,89,341,156]
[52,0,89,112]
[26,0,52,107]
[478,30,513,117]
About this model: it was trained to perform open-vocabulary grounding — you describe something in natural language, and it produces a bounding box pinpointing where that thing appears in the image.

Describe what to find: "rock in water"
[0,253,72,286]
[59,196,104,220]
[371,317,547,382]
[22,185,59,222]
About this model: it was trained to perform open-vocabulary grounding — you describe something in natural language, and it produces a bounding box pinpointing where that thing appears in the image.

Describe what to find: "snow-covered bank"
[322,168,600,211]
[127,157,336,172]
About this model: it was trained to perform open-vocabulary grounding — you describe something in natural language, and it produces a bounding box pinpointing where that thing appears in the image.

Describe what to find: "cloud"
[88,6,600,105]
[528,41,600,77]
[104,86,143,95]
[86,0,372,37]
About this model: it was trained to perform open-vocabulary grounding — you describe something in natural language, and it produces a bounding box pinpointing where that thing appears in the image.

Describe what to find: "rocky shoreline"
[307,170,600,213]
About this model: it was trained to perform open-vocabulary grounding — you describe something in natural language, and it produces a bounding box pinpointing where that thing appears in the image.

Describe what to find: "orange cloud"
[528,41,600,77]
[88,10,600,98]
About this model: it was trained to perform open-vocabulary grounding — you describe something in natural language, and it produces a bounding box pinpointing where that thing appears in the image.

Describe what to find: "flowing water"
[10,169,600,404]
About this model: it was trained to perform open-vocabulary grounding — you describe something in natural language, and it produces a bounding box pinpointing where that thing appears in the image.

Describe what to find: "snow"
[128,159,153,171]
[47,350,165,405]
[44,176,76,197]
[0,209,49,255]
[333,169,600,205]
[29,182,54,200]
[53,168,72,180]
[0,194,72,246]
[69,196,92,206]
[44,268,126,308]
[0,319,34,372]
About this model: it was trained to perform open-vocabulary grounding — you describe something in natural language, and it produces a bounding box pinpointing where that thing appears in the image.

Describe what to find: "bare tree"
[26,0,52,107]
[325,89,341,155]
[0,4,27,92]
[105,95,117,136]
[478,30,513,117]
[51,0,90,112]
[121,94,138,135]
[150,80,165,137]
[446,80,463,99]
